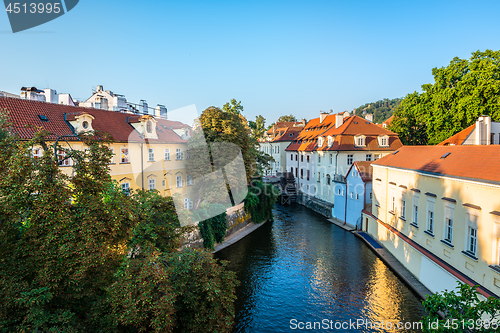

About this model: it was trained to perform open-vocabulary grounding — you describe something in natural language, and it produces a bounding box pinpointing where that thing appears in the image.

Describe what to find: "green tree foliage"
[0,113,238,332]
[277,114,297,122]
[391,50,500,145]
[421,282,500,332]
[244,177,279,224]
[248,115,267,140]
[354,98,402,123]
[222,98,244,115]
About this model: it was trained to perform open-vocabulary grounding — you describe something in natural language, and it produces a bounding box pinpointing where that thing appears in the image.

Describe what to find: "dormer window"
[327,136,333,147]
[355,135,366,147]
[146,121,152,133]
[378,135,389,147]
[318,137,324,147]
[71,113,95,134]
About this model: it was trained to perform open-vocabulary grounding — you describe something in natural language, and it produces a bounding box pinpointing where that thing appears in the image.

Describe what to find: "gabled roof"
[271,127,302,142]
[0,97,187,144]
[437,124,475,146]
[347,161,373,182]
[285,114,337,152]
[266,121,304,135]
[373,145,500,185]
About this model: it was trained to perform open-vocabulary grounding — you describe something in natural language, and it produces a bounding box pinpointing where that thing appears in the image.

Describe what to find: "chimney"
[365,113,373,122]
[335,113,343,129]
[97,85,103,92]
[301,118,306,126]
[476,115,492,145]
[320,111,328,123]
[155,104,167,119]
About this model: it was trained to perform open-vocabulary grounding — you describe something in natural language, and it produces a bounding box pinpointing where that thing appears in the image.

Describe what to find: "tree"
[0,109,238,332]
[390,50,500,145]
[277,114,297,122]
[420,282,500,332]
[222,98,244,115]
[248,115,267,140]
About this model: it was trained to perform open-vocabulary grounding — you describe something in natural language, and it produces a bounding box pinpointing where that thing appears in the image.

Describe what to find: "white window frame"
[378,135,389,147]
[187,174,193,186]
[32,147,42,159]
[176,175,182,188]
[148,148,154,162]
[366,154,372,161]
[347,154,353,165]
[389,185,396,214]
[148,178,155,190]
[108,148,115,164]
[176,148,182,160]
[121,182,130,195]
[465,210,479,257]
[355,135,366,147]
[57,149,71,166]
[400,190,406,219]
[164,148,170,161]
[412,193,420,226]
[443,202,455,244]
[426,198,436,234]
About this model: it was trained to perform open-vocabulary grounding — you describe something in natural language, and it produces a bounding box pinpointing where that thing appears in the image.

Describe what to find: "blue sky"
[1,0,500,125]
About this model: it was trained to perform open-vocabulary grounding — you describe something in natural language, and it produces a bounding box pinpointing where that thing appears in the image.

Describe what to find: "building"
[285,111,402,217]
[0,96,193,210]
[438,115,500,146]
[362,145,500,299]
[260,121,305,175]
[333,161,373,228]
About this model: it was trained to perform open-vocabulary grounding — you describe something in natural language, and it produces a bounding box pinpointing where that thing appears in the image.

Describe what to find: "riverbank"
[213,219,269,253]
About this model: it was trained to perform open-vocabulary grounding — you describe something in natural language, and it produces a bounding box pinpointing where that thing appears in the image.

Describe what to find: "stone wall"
[297,192,334,218]
[181,202,252,249]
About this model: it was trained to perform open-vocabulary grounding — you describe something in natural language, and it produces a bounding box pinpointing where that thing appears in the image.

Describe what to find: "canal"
[214,204,427,332]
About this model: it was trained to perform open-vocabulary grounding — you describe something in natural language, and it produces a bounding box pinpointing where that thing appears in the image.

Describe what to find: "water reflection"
[215,204,427,332]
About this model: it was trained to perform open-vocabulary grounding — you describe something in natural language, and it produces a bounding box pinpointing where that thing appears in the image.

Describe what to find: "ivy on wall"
[244,178,278,224]
[198,212,227,250]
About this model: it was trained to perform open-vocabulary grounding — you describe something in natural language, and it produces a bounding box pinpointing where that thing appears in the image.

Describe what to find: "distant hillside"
[354,98,402,124]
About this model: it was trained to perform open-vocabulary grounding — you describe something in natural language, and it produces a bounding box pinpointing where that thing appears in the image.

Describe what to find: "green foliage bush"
[420,282,500,332]
[198,212,227,250]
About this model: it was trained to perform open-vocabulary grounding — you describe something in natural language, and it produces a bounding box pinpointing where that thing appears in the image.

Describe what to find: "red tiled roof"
[0,97,187,143]
[383,115,394,125]
[266,121,304,134]
[373,145,500,185]
[286,115,402,152]
[271,127,302,142]
[354,161,373,182]
[437,124,475,146]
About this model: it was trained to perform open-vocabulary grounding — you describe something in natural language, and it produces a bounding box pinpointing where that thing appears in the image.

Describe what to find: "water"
[215,204,427,332]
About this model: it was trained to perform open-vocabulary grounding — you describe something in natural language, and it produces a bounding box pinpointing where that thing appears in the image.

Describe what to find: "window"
[318,137,324,147]
[301,155,303,162]
[356,193,359,200]
[291,154,293,161]
[146,121,152,133]
[468,227,478,255]
[306,170,310,181]
[412,195,419,226]
[317,172,320,183]
[355,135,365,147]
[176,148,182,160]
[148,178,155,190]
[369,192,372,201]
[326,174,331,185]
[187,174,193,186]
[427,200,435,234]
[121,182,130,195]
[306,155,310,163]
[32,147,42,159]
[176,175,182,188]
[300,169,303,179]
[295,167,298,177]
[329,154,333,165]
[295,154,298,161]
[121,148,129,163]
[164,148,170,160]
[57,149,71,166]
[290,167,294,174]
[378,136,389,147]
[389,186,396,213]
[318,155,321,163]
[366,154,372,161]
[148,148,154,161]
[401,194,406,219]
[445,218,453,243]
[184,198,193,209]
[328,136,333,147]
[347,154,353,165]
[465,211,479,256]
[374,154,381,160]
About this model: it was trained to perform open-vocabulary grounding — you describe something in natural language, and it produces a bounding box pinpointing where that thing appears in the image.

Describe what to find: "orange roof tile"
[373,145,500,185]
[437,124,475,146]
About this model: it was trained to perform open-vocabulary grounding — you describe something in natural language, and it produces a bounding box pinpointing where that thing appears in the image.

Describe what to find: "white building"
[260,121,304,176]
[286,111,402,217]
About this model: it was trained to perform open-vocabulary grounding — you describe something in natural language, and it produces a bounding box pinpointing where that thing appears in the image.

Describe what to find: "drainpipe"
[141,142,144,190]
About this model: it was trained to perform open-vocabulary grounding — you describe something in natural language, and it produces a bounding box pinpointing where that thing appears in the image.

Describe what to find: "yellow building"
[1,97,195,209]
[362,145,500,299]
